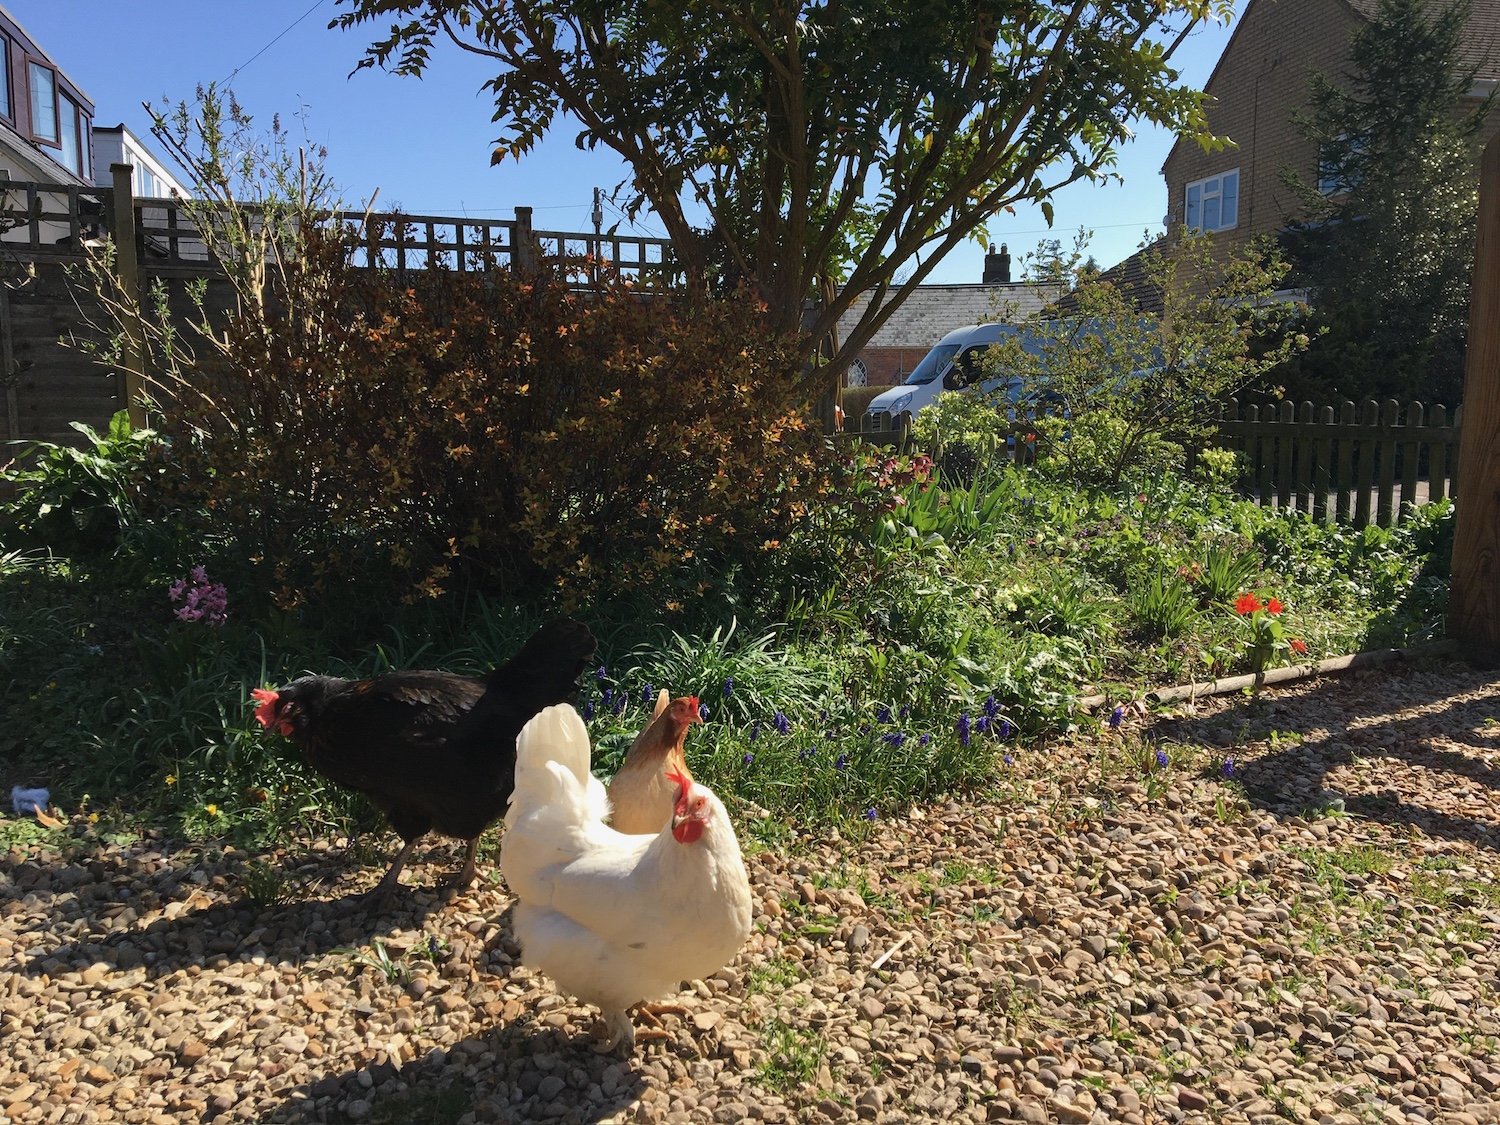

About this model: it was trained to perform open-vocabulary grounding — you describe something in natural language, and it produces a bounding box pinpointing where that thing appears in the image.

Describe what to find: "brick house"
[835,245,1059,386]
[1162,0,1500,251]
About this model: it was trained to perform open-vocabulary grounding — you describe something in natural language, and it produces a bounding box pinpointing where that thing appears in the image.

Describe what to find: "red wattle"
[672,819,704,844]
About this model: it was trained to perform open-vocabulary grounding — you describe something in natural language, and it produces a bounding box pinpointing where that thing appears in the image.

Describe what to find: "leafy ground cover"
[0,418,1452,848]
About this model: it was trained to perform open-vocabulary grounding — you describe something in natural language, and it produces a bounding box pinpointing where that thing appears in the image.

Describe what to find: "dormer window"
[1185,169,1239,233]
[0,39,11,121]
[28,59,57,143]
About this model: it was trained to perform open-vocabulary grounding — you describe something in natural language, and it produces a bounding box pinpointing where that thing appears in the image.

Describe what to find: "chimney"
[983,242,1011,285]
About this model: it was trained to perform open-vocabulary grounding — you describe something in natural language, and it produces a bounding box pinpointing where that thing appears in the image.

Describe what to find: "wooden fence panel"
[1314,404,1334,523]
[1376,399,1398,527]
[1400,401,1422,514]
[1214,397,1460,530]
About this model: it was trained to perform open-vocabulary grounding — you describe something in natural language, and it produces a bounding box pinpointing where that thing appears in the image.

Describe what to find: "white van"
[863,322,1041,429]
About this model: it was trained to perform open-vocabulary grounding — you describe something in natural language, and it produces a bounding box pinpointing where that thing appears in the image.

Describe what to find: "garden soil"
[2,656,1498,1124]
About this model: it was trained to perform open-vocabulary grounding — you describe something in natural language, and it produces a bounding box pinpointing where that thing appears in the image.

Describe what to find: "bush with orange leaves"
[157,229,841,609]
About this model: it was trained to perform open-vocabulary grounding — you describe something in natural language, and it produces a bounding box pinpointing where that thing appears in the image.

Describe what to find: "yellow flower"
[205,804,219,816]
[165,774,177,786]
[87,813,99,824]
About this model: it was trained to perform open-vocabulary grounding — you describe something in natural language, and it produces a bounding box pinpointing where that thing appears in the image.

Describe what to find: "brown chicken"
[606,693,702,835]
[251,618,597,903]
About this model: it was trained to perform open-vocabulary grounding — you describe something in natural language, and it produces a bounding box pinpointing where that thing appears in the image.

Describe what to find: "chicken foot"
[443,837,481,894]
[358,837,420,908]
[637,1003,694,1027]
[596,1009,673,1054]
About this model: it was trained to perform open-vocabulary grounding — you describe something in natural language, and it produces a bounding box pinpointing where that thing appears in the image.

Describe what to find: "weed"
[755,1019,827,1092]
[239,859,289,908]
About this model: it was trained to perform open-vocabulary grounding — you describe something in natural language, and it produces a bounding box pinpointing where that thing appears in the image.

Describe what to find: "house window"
[57,95,81,174]
[1184,169,1239,233]
[0,39,11,120]
[28,60,57,143]
[1318,135,1365,195]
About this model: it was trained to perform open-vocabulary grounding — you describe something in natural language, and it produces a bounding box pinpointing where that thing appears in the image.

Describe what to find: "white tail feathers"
[508,704,608,828]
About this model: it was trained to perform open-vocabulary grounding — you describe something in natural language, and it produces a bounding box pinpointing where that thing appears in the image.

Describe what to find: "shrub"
[151,229,839,609]
[1,412,159,557]
[993,231,1310,488]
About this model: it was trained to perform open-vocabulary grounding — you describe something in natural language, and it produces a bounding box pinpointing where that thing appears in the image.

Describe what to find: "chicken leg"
[358,837,420,908]
[444,838,481,894]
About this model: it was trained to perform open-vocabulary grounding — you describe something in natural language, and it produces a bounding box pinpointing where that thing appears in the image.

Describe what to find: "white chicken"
[501,704,753,1052]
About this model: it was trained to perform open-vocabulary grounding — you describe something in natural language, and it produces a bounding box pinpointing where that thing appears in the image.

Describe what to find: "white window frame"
[1184,168,1239,233]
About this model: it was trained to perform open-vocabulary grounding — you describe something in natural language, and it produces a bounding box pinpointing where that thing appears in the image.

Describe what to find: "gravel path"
[2,658,1498,1125]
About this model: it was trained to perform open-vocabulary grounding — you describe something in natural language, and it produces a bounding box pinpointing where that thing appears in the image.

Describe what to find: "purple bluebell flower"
[584,700,595,720]
[881,731,906,749]
[819,709,829,724]
[876,706,892,724]
[983,695,1000,720]
[835,754,848,771]
[743,752,755,766]
[899,705,910,721]
[1007,542,1016,557]
[773,711,791,736]
[641,683,654,703]
[1108,705,1125,730]
[749,720,761,742]
[957,713,971,748]
[865,808,879,821]
[698,701,710,722]
[1155,748,1169,768]
[999,719,1014,739]
[1221,758,1236,777]
[595,666,607,684]
[974,715,991,734]
[919,733,932,747]
[613,692,627,716]
[859,724,871,736]
[1003,753,1014,766]
[723,677,733,698]
[799,745,815,761]
[602,687,614,709]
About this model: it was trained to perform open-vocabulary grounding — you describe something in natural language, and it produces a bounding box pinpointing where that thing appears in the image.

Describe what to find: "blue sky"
[9,0,1246,282]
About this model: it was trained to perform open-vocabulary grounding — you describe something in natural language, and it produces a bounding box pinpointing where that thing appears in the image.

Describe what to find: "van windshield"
[902,343,961,386]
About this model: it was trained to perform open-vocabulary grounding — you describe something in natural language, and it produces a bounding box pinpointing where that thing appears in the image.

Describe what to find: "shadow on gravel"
[268,1020,649,1125]
[4,840,479,981]
[1153,661,1500,851]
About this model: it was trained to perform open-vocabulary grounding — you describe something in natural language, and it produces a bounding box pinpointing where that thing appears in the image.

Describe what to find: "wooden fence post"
[514,206,536,273]
[109,163,146,430]
[1449,132,1500,656]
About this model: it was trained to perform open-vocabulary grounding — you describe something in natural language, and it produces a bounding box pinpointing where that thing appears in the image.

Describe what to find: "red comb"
[666,765,692,796]
[251,688,280,730]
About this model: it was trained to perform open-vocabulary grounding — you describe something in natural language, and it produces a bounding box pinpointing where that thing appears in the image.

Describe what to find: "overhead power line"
[223,0,331,86]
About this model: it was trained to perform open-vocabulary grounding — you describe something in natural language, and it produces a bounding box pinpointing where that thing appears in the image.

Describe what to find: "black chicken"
[252,618,597,902]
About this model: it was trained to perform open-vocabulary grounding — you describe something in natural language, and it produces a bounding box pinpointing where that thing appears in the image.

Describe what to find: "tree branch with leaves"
[333,0,1232,399]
